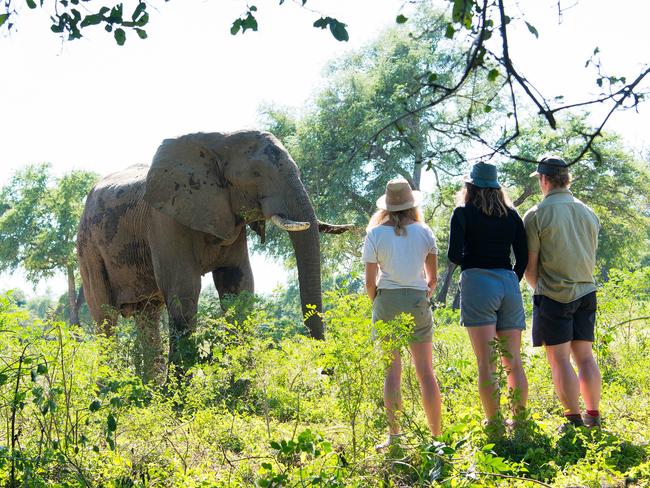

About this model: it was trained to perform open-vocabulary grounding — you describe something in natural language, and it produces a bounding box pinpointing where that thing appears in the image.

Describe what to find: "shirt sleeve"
[423,224,438,255]
[511,211,528,281]
[361,231,378,263]
[523,207,540,254]
[447,207,465,266]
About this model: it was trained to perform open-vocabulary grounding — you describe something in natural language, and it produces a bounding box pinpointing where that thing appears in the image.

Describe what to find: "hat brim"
[376,190,424,211]
[463,175,501,189]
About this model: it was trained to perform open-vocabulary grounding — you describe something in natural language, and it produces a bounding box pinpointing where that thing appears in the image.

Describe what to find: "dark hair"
[456,183,512,217]
[543,173,571,189]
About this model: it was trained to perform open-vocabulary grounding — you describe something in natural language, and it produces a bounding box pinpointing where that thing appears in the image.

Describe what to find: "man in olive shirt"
[524,156,602,428]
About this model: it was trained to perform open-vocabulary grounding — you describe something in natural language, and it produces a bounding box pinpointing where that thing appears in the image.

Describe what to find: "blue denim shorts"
[459,268,526,330]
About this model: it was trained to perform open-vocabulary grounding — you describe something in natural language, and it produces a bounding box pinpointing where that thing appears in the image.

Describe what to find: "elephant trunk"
[286,176,324,340]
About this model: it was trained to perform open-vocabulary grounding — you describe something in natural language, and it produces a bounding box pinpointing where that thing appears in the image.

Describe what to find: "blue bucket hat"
[464,162,500,189]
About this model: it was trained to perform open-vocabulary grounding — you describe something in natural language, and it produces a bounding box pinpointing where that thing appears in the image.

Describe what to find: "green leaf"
[487,68,499,82]
[135,28,147,39]
[230,19,241,35]
[329,19,348,42]
[525,21,538,38]
[114,28,126,45]
[445,23,455,39]
[80,14,102,28]
[36,363,47,375]
[26,0,37,8]
[107,413,117,432]
[428,72,438,83]
[396,14,408,24]
[0,13,10,28]
[89,400,101,412]
[313,17,328,29]
[250,5,257,11]
[484,105,492,113]
[132,2,146,22]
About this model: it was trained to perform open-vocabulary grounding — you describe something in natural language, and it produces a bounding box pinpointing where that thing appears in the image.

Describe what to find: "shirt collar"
[544,187,572,199]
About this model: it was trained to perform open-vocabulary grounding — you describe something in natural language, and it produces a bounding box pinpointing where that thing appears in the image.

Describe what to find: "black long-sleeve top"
[447,203,528,281]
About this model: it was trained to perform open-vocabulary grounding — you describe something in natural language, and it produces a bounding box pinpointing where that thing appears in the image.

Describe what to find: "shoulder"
[451,205,468,219]
[573,198,599,223]
[412,222,434,233]
[522,205,539,225]
[507,207,524,222]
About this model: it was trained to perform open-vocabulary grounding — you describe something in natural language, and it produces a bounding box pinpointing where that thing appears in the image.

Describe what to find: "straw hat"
[376,178,423,211]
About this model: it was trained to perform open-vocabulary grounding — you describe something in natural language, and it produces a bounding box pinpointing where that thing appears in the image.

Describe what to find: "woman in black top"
[448,162,528,429]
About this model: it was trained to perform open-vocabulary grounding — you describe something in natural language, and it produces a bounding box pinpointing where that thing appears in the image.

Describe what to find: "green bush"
[0,271,649,486]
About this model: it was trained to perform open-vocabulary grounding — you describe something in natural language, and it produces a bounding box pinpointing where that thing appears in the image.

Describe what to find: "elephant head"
[142,130,346,339]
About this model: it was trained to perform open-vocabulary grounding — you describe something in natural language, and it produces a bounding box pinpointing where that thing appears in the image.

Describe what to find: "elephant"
[76,130,349,381]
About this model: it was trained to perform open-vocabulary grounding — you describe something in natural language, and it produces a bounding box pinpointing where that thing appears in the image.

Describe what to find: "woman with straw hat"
[448,162,528,432]
[362,178,441,449]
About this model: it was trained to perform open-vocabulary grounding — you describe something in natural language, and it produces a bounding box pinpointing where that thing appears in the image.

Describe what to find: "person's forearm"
[425,254,438,298]
[366,281,377,301]
[524,269,538,290]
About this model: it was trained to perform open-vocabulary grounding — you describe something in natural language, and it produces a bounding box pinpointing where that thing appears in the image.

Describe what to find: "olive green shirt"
[523,188,599,303]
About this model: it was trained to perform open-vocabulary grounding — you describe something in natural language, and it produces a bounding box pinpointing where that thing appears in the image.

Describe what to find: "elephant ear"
[143,137,236,240]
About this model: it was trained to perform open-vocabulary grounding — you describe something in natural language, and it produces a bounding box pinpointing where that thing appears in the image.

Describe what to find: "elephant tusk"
[318,221,355,234]
[270,215,311,232]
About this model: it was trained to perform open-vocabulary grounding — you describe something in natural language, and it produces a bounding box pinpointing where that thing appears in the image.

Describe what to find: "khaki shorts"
[372,288,433,343]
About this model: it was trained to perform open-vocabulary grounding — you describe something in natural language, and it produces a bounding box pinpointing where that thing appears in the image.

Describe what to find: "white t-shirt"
[362,222,438,290]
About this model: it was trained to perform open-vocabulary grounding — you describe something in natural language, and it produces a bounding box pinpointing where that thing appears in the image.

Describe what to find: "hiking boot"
[558,414,584,434]
[482,417,506,438]
[375,433,403,452]
[582,412,601,428]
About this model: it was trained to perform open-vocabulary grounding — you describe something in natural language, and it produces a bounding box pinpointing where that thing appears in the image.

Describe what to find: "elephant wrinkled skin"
[77,130,345,381]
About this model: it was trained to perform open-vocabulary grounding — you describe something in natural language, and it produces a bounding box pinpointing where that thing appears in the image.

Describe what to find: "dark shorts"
[532,291,597,347]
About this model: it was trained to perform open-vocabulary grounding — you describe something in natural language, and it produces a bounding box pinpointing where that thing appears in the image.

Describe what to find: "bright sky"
[1,0,648,298]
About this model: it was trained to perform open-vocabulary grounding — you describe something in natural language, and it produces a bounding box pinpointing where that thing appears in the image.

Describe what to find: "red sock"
[586,410,600,417]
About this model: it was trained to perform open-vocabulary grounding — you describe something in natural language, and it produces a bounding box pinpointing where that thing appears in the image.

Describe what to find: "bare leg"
[570,340,601,411]
[466,324,500,419]
[545,342,581,415]
[409,341,442,436]
[384,351,402,436]
[496,328,528,414]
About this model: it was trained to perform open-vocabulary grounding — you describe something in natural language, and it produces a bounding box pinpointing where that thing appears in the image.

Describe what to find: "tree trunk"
[67,265,80,326]
[452,287,460,310]
[435,261,458,305]
[410,114,424,191]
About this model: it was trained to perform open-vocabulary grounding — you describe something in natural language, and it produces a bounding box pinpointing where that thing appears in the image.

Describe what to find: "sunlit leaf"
[525,21,538,38]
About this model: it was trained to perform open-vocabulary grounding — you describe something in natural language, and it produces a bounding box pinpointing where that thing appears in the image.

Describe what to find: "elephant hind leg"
[134,299,165,384]
[80,247,118,335]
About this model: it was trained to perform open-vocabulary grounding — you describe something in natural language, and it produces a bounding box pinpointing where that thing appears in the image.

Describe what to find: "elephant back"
[143,134,236,240]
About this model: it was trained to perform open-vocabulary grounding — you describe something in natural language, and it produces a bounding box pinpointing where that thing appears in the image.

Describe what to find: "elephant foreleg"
[212,263,254,302]
[162,275,201,375]
[134,300,165,384]
[212,228,254,308]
